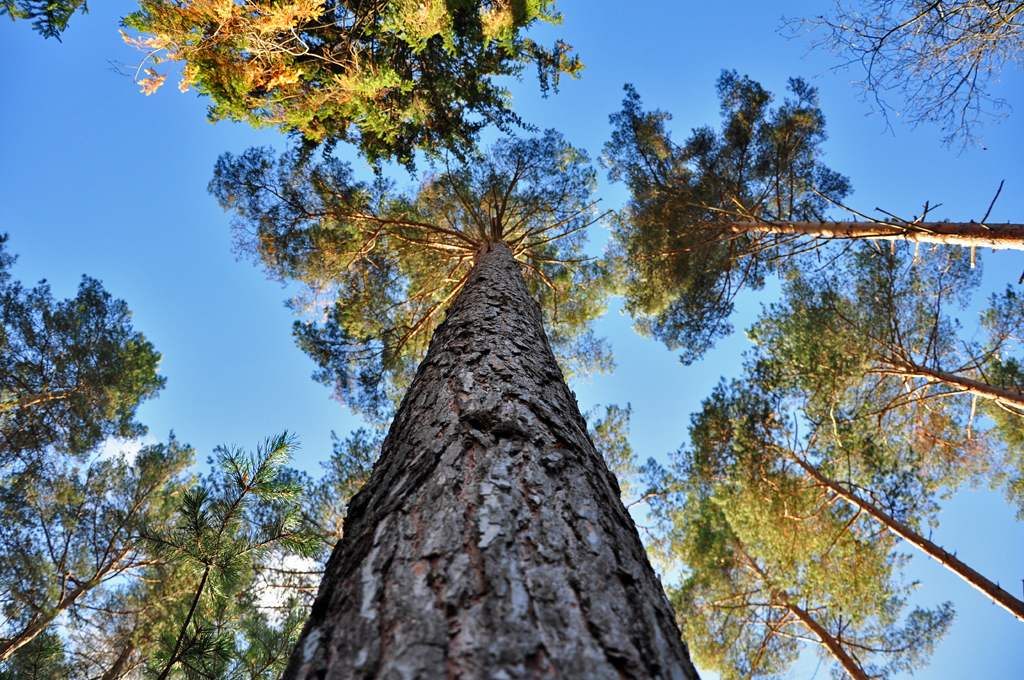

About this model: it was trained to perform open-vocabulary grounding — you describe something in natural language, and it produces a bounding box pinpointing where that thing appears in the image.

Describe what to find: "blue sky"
[1,0,1022,677]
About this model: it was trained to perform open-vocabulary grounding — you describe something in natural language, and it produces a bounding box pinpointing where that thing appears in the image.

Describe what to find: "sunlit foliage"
[211,132,613,420]
[603,72,851,363]
[748,242,1024,496]
[645,380,954,680]
[122,0,582,166]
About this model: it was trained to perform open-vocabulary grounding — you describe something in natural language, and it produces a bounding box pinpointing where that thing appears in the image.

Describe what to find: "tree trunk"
[792,456,1024,622]
[283,242,699,680]
[723,221,1024,251]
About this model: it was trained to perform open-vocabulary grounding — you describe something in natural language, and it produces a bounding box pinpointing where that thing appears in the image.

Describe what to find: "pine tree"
[787,0,1024,145]
[283,241,698,679]
[744,241,1024,621]
[644,379,953,680]
[0,238,326,678]
[0,235,165,462]
[0,235,176,663]
[603,73,1024,363]
[209,131,699,677]
[0,631,71,680]
[121,0,582,167]
[0,438,193,664]
[136,433,322,680]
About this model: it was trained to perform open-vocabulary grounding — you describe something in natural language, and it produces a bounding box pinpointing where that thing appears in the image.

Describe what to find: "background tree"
[1,433,327,680]
[747,242,1023,499]
[585,403,642,503]
[0,631,71,680]
[211,132,613,422]
[603,72,852,364]
[122,0,582,167]
[0,240,328,678]
[0,438,192,663]
[741,241,1024,620]
[645,379,954,680]
[0,235,165,462]
[787,0,1024,145]
[296,427,380,545]
[604,73,1024,364]
[981,352,1024,517]
[0,238,176,663]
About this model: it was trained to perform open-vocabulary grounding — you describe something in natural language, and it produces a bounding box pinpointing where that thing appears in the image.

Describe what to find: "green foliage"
[0,237,180,668]
[0,239,337,678]
[648,380,953,680]
[978,305,1024,518]
[648,240,1024,676]
[0,436,194,670]
[0,631,70,680]
[585,403,640,502]
[603,73,851,363]
[53,434,331,680]
[122,0,582,167]
[0,235,165,462]
[211,132,613,421]
[136,433,321,680]
[1,0,86,40]
[748,242,1023,506]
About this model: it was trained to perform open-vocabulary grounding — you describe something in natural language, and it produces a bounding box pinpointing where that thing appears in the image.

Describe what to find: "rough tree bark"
[283,242,699,679]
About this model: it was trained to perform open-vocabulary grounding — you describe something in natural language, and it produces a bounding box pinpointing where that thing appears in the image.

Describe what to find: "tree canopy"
[0,235,165,462]
[603,72,852,364]
[210,132,613,420]
[747,242,1022,494]
[122,0,582,166]
[644,378,954,680]
[0,241,333,679]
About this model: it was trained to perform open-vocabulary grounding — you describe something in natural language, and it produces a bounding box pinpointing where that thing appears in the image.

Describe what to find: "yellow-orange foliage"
[122,0,328,97]
[121,0,581,164]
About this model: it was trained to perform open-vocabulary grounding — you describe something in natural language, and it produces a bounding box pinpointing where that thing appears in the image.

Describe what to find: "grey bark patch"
[283,242,700,680]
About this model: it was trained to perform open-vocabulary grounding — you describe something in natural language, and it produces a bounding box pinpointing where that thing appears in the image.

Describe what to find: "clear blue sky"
[1,1,1021,677]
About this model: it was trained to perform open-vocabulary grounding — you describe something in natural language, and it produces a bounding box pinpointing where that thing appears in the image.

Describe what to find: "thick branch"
[792,457,1024,623]
[722,220,1024,251]
[0,388,76,413]
[0,576,100,661]
[780,595,871,680]
[879,359,1024,413]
